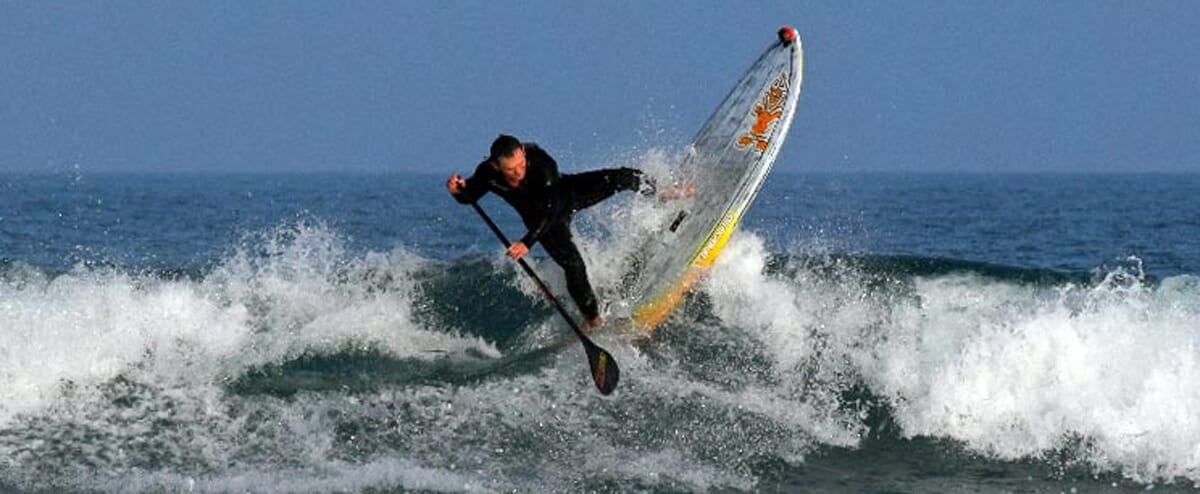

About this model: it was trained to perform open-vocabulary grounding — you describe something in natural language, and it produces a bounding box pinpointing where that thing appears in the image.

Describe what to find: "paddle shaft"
[466,199,619,395]
[469,202,589,340]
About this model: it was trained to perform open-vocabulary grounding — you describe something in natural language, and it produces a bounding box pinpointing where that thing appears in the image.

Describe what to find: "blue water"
[2,169,1199,492]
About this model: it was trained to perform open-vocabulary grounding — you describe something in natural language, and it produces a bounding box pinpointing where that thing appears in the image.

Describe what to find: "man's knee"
[556,251,586,273]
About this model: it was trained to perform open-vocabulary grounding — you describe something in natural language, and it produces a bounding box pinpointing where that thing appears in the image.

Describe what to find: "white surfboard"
[621,26,804,333]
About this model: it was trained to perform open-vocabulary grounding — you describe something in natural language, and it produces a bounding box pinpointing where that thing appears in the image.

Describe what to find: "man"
[447,134,656,329]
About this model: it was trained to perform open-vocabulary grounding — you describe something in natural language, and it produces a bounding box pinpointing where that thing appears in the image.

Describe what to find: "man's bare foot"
[658,182,696,201]
[584,315,605,330]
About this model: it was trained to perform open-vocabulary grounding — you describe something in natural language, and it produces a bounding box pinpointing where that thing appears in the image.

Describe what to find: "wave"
[703,234,1200,485]
[2,217,1200,491]
[0,222,500,420]
[792,252,1095,286]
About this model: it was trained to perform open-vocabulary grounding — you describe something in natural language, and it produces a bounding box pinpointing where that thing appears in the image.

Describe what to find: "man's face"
[495,146,526,185]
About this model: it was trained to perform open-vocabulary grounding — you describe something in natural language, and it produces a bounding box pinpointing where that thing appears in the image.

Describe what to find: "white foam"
[704,234,819,369]
[0,268,246,427]
[0,223,498,428]
[874,271,1200,482]
[698,228,1200,483]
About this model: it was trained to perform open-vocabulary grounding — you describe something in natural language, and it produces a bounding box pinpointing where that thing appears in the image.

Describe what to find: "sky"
[1,1,1198,174]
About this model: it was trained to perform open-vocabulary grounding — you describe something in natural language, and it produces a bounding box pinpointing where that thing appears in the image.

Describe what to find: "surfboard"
[617,26,804,333]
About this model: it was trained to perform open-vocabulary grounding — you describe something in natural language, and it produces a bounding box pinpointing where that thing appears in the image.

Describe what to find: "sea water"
[2,166,1199,492]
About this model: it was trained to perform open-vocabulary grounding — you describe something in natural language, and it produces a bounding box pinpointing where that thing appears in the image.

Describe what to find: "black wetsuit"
[454,143,649,320]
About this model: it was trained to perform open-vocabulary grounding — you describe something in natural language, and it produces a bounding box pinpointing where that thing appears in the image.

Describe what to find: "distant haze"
[2,1,1198,174]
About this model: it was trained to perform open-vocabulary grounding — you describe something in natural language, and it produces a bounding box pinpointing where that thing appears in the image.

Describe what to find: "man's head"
[489,134,526,185]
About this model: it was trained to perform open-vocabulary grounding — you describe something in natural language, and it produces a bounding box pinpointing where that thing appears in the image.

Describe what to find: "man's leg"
[562,167,655,212]
[539,223,602,327]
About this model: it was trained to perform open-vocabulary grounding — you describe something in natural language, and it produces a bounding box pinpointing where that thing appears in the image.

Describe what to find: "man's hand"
[506,241,529,260]
[446,174,467,196]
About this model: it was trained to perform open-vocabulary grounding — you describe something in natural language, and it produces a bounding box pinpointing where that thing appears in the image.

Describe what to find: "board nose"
[778,26,797,45]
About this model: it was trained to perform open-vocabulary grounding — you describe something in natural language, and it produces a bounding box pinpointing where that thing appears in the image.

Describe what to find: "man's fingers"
[447,174,466,194]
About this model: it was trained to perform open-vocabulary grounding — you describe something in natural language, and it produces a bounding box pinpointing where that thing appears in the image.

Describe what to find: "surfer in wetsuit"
[447,134,657,330]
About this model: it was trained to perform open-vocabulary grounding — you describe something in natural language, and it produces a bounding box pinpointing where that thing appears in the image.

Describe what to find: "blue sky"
[2,1,1197,173]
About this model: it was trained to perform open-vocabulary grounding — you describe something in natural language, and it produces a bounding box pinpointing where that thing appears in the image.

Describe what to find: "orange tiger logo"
[737,72,790,152]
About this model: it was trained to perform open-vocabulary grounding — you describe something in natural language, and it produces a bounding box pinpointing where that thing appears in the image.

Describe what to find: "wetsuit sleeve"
[519,145,563,246]
[453,161,493,204]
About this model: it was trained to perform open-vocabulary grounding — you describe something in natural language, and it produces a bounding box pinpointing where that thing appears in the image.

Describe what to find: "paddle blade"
[585,345,620,395]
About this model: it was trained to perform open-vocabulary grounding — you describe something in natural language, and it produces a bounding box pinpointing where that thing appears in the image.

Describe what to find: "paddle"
[469,201,620,395]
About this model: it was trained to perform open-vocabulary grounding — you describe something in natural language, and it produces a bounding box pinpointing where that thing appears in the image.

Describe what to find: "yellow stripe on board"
[631,268,704,330]
[693,207,746,268]
[631,205,747,331]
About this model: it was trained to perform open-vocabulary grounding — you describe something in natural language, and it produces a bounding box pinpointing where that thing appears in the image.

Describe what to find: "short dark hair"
[489,134,522,162]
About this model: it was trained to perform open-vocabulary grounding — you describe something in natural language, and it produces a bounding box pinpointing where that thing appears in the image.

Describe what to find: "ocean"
[1,166,1199,493]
